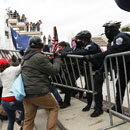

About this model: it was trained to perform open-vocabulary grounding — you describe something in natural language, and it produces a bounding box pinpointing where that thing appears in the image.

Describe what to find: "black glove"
[83,55,94,62]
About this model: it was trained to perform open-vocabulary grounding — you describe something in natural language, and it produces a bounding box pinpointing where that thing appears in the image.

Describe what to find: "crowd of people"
[6,9,42,32]
[7,9,27,23]
[1,21,130,130]
[0,1,130,130]
[26,20,42,32]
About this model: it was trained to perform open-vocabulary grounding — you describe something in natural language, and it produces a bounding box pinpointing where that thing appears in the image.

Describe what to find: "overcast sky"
[2,0,130,42]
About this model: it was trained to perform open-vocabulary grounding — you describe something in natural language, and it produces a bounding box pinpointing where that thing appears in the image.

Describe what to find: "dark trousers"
[115,68,130,110]
[49,85,62,102]
[0,87,3,103]
[63,70,79,104]
[86,72,104,109]
[1,100,24,130]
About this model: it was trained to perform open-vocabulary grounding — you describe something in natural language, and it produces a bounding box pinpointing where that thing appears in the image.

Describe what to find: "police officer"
[85,21,130,113]
[57,31,103,111]
[72,30,105,117]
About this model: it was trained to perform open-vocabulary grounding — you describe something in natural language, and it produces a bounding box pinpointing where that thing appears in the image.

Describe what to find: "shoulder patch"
[84,44,91,50]
[116,37,123,45]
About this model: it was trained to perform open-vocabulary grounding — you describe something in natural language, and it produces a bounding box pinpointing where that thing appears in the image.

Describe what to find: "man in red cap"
[0,58,8,72]
[0,58,24,130]
[0,59,8,120]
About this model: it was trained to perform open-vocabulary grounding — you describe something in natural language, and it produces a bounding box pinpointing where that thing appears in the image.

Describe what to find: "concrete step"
[1,95,130,130]
[58,95,130,130]
[34,109,61,130]
[0,109,61,130]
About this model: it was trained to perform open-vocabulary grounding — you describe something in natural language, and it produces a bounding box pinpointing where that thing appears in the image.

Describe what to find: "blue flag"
[10,28,30,50]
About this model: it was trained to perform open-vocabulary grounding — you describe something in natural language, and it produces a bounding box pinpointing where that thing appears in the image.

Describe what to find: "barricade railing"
[102,51,130,129]
[2,49,130,129]
[0,49,97,107]
[0,49,21,61]
[44,53,97,103]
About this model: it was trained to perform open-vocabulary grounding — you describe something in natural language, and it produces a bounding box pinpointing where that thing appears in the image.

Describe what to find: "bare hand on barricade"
[48,55,54,60]
[55,51,61,56]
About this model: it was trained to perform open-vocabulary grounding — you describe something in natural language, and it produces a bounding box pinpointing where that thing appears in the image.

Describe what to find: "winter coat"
[21,48,62,97]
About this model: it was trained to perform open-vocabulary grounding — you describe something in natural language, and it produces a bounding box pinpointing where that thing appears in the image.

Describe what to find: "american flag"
[51,26,59,52]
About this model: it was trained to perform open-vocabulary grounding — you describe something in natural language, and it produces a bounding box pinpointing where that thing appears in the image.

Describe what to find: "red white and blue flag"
[51,26,59,52]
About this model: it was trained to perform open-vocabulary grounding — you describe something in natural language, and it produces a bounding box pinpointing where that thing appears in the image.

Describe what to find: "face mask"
[75,41,84,48]
[105,29,114,41]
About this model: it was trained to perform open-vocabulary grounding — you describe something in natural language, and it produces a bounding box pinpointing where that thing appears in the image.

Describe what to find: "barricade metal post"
[88,62,95,108]
[100,51,130,130]
[104,57,114,127]
[49,54,97,96]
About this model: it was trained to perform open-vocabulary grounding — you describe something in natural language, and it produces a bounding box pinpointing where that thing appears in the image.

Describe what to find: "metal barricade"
[50,54,96,102]
[0,49,21,61]
[103,51,130,129]
[0,50,96,99]
[0,49,97,110]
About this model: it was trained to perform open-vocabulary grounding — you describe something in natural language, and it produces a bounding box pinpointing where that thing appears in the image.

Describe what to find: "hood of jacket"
[23,48,41,60]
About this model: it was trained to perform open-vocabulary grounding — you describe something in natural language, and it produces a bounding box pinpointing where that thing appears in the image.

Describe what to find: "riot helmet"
[103,21,121,41]
[75,30,91,48]
[29,36,43,49]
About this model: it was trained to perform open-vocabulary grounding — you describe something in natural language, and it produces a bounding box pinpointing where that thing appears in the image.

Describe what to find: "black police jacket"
[73,41,102,71]
[93,32,130,69]
[73,41,101,55]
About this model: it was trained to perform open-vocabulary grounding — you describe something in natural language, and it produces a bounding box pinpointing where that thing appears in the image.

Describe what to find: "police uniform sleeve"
[73,44,98,55]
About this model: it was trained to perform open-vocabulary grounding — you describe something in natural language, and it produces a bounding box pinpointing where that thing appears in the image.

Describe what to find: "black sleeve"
[73,44,98,55]
[93,49,113,61]
[73,49,87,55]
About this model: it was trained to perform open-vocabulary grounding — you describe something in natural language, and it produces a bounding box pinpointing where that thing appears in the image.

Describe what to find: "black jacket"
[93,32,130,69]
[73,41,101,55]
[73,41,102,71]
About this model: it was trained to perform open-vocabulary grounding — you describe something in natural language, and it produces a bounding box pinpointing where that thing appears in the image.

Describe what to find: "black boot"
[79,91,83,99]
[60,102,71,109]
[58,101,64,107]
[82,104,91,112]
[90,109,103,117]
[0,115,8,120]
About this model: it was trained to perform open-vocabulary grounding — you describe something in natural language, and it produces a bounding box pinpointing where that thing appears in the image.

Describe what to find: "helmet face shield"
[75,39,84,48]
[105,27,113,40]
[75,30,91,48]
[103,21,121,41]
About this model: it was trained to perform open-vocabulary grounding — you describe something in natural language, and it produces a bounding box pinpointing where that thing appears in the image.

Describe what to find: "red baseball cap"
[0,58,8,69]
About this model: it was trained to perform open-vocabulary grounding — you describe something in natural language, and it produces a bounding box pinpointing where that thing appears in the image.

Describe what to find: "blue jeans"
[49,85,62,102]
[1,100,24,130]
